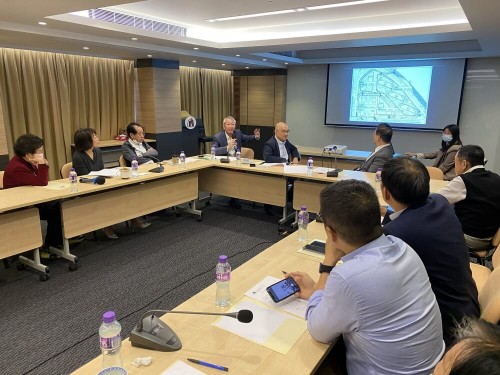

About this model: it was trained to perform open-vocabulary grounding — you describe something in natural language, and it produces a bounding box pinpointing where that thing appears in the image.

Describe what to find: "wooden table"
[71,222,331,375]
[297,146,370,171]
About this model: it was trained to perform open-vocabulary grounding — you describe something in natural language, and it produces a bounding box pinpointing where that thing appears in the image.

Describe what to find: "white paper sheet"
[89,169,119,177]
[245,276,307,318]
[312,167,333,174]
[259,162,286,167]
[283,165,308,174]
[160,360,206,375]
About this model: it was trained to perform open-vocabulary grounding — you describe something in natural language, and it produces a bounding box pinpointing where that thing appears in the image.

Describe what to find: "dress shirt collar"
[341,234,390,263]
[374,143,390,153]
[129,138,143,147]
[465,165,485,174]
[389,208,406,221]
[275,136,286,146]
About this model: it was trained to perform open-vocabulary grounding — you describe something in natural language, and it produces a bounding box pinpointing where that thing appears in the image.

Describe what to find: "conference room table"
[0,156,449,279]
[72,221,331,375]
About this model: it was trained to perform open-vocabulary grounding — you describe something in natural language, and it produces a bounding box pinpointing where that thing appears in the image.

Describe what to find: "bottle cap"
[102,311,116,323]
[70,168,75,171]
[301,205,307,211]
[218,255,228,263]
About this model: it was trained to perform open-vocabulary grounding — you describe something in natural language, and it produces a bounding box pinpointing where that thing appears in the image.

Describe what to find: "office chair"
[118,155,127,167]
[478,266,500,324]
[426,166,444,180]
[240,147,255,159]
[60,162,73,179]
[469,227,500,268]
[469,262,491,294]
[197,120,213,154]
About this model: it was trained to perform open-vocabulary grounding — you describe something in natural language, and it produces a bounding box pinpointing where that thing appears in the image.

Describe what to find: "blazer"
[357,143,394,172]
[212,130,257,156]
[423,144,461,180]
[263,136,300,163]
[122,139,158,166]
[383,194,480,345]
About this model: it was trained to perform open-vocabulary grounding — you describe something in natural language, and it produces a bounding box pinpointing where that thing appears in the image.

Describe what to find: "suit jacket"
[357,143,394,172]
[122,139,158,166]
[212,130,257,156]
[423,144,462,181]
[383,194,480,345]
[263,136,300,163]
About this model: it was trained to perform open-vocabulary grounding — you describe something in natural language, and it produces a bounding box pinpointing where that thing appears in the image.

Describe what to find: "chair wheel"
[197,215,203,222]
[39,274,50,281]
[69,263,78,271]
[17,263,27,271]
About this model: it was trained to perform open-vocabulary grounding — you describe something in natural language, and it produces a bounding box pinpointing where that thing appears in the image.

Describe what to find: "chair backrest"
[240,147,254,159]
[492,245,500,270]
[60,162,73,179]
[426,166,444,180]
[478,267,500,324]
[470,262,491,294]
[118,155,127,167]
[0,170,4,189]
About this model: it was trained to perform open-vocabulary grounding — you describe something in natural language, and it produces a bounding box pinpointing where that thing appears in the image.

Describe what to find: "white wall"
[286,58,500,173]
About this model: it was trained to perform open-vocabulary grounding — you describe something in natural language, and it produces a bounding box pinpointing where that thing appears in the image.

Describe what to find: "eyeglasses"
[279,129,291,134]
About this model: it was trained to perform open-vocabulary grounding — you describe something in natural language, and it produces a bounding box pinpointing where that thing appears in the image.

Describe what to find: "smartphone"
[266,277,300,303]
[304,240,326,255]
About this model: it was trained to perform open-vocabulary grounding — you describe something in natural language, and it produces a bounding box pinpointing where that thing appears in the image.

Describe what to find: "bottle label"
[216,271,230,282]
[298,214,308,225]
[100,333,121,350]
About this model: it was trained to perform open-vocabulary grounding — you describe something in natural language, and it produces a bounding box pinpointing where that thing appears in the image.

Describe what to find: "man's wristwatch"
[319,263,334,274]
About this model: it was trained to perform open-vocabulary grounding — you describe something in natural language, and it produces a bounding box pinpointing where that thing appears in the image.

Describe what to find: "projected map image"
[350,66,432,124]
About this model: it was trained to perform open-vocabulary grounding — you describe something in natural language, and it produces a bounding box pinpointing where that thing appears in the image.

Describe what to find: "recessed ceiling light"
[131,37,138,41]
[306,0,387,11]
[245,67,250,69]
[222,64,226,66]
[296,8,306,12]
[38,21,47,26]
[207,19,216,22]
[208,9,295,22]
[83,47,89,50]
[193,47,199,50]
[192,60,197,63]
[285,62,289,65]
[262,59,267,61]
[147,55,153,58]
[236,54,240,57]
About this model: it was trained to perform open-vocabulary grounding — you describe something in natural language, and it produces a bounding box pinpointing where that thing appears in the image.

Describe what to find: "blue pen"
[187,358,229,372]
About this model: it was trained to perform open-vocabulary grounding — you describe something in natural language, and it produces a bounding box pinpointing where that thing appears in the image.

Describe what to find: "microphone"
[79,176,106,185]
[331,145,343,173]
[130,309,253,352]
[148,155,164,173]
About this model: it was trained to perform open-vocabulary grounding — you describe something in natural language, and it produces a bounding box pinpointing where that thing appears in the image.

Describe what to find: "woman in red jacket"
[3,134,63,251]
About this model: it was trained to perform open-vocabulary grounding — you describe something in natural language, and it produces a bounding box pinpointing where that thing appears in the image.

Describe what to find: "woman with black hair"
[406,124,462,180]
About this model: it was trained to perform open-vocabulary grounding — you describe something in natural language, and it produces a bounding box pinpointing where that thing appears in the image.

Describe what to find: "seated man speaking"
[212,116,260,156]
[380,157,479,346]
[263,121,300,164]
[289,180,444,374]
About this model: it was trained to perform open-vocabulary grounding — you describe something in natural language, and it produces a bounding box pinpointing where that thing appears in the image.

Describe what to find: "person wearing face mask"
[3,134,66,252]
[122,122,159,166]
[406,124,462,180]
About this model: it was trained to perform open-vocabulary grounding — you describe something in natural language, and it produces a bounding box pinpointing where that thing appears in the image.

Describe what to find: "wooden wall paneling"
[136,67,156,133]
[274,75,287,125]
[239,77,248,125]
[247,76,274,125]
[153,68,181,134]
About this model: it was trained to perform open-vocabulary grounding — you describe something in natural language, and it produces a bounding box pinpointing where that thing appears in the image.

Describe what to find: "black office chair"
[197,120,213,154]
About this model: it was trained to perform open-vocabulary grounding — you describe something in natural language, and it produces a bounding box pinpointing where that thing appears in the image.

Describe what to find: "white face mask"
[442,134,453,143]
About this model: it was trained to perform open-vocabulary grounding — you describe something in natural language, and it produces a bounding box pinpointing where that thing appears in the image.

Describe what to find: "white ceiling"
[0,0,499,70]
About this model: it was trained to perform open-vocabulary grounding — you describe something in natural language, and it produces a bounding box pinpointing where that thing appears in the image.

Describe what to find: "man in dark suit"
[381,157,479,346]
[355,123,394,172]
[263,121,300,163]
[212,116,260,156]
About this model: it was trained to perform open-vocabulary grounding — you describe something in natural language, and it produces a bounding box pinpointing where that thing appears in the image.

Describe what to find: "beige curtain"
[180,66,232,136]
[0,48,134,180]
[180,66,202,118]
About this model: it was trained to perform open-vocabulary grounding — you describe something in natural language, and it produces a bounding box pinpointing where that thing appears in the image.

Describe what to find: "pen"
[282,270,287,275]
[187,358,229,372]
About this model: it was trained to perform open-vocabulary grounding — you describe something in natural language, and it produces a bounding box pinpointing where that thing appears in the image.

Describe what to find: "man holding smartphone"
[289,180,444,375]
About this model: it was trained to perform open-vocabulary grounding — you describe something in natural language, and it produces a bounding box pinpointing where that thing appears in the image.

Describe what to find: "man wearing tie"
[212,116,260,156]
[263,122,300,164]
[355,123,395,172]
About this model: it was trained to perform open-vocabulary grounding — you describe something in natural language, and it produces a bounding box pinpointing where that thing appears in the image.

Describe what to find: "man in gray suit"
[355,123,395,172]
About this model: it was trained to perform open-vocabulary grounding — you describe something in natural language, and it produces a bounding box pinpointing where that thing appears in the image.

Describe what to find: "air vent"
[269,51,295,57]
[88,9,186,37]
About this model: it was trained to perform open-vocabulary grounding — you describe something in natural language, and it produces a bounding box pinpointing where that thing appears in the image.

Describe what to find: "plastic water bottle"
[131,157,139,178]
[216,255,231,307]
[297,206,309,243]
[69,168,78,192]
[99,311,123,369]
[180,150,186,169]
[375,168,382,182]
[236,151,241,166]
[307,157,313,176]
[211,145,216,160]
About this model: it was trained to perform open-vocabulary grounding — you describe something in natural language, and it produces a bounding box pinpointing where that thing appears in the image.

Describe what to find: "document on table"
[245,275,307,318]
[284,165,308,174]
[161,360,206,375]
[313,167,332,174]
[213,298,307,355]
[89,168,119,177]
[260,162,286,167]
[44,181,69,190]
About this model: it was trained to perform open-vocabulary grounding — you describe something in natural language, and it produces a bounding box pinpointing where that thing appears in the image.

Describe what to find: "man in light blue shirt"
[290,180,444,374]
